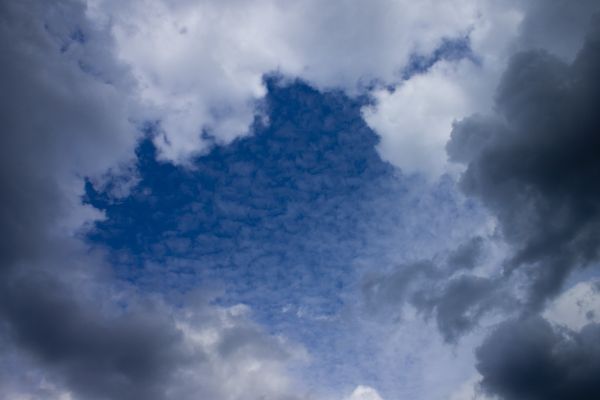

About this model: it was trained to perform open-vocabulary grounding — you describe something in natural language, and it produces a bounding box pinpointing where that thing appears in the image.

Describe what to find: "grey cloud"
[0,260,304,400]
[0,2,305,399]
[362,241,507,342]
[0,0,137,269]
[1,272,187,400]
[476,317,600,400]
[447,16,600,308]
[446,236,485,271]
[0,3,174,397]
[413,275,505,343]
[517,0,600,61]
[362,261,436,309]
[440,8,600,399]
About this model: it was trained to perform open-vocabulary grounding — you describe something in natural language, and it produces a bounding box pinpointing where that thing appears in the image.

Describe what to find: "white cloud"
[346,385,384,400]
[364,0,600,179]
[79,0,534,178]
[544,279,600,331]
[363,1,524,178]
[164,301,309,400]
[83,0,483,164]
[362,60,475,179]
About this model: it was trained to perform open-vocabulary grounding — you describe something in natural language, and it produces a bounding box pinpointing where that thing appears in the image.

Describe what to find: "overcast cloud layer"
[1,0,600,399]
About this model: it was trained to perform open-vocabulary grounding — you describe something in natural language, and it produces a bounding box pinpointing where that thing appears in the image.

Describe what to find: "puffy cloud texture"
[447,17,600,308]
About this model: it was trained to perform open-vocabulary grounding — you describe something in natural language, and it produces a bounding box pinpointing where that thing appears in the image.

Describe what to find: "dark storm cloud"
[0,2,190,397]
[476,317,600,400]
[517,0,600,60]
[447,16,600,308]
[0,0,135,270]
[0,2,302,399]
[0,272,188,400]
[446,13,600,400]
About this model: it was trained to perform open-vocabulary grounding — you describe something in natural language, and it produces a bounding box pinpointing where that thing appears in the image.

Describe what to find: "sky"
[1,1,600,399]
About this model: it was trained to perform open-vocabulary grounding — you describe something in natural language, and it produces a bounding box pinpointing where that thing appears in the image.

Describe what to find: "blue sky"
[2,1,600,400]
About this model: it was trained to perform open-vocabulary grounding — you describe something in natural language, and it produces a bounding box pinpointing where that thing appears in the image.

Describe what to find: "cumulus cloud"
[516,0,600,61]
[0,0,138,269]
[362,60,476,178]
[0,258,307,400]
[346,385,384,400]
[447,16,600,308]
[444,10,600,400]
[363,0,525,178]
[364,0,600,178]
[0,2,308,399]
[15,0,565,179]
[81,0,486,163]
[476,317,600,400]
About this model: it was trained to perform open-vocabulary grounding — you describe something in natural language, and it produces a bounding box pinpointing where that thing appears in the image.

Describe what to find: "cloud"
[476,317,600,400]
[81,0,485,163]
[362,235,509,343]
[447,236,486,271]
[19,0,580,180]
[4,0,600,399]
[0,0,139,270]
[346,385,384,400]
[364,0,600,179]
[362,0,526,178]
[0,2,309,399]
[0,261,308,400]
[362,60,476,178]
[447,16,600,308]
[444,15,600,399]
[544,280,600,331]
[413,275,506,343]
[516,0,600,61]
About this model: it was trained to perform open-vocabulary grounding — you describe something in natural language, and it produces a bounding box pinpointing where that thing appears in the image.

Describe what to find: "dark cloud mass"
[0,2,183,397]
[517,0,600,61]
[0,0,135,269]
[477,318,600,400]
[446,12,600,400]
[0,275,186,400]
[447,16,600,308]
[0,2,301,399]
